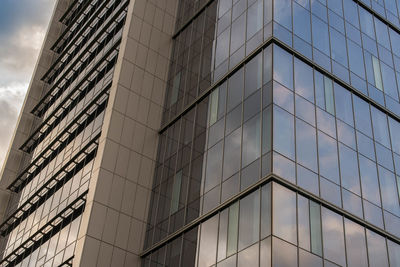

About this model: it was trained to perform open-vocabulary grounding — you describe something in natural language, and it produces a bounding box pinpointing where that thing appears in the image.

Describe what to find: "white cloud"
[0,0,56,170]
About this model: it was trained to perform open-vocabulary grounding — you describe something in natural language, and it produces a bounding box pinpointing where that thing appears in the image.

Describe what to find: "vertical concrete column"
[73,0,179,266]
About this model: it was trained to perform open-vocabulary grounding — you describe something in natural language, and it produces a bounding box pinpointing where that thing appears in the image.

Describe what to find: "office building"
[142,0,400,266]
[2,0,400,266]
[0,0,179,265]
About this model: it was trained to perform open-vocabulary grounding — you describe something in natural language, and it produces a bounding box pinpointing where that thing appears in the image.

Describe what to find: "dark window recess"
[0,135,99,237]
[57,256,74,267]
[0,191,88,267]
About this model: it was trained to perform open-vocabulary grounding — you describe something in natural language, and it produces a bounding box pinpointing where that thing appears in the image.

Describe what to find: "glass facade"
[143,0,400,266]
[0,0,129,266]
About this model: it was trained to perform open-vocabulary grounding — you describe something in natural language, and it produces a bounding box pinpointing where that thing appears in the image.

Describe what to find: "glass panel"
[334,84,353,126]
[294,58,314,102]
[228,68,244,111]
[261,183,271,238]
[274,0,292,30]
[296,119,318,172]
[209,88,219,126]
[338,144,360,194]
[198,215,218,267]
[353,95,372,137]
[324,76,335,115]
[318,131,339,184]
[273,105,295,160]
[312,15,330,55]
[223,128,242,180]
[344,218,368,267]
[238,243,258,267]
[371,106,390,148]
[299,249,323,267]
[247,0,263,40]
[310,200,322,256]
[295,95,315,127]
[218,209,228,261]
[262,106,272,154]
[273,183,297,243]
[359,155,382,205]
[372,56,383,91]
[242,113,261,167]
[227,202,239,256]
[388,240,400,267]
[293,2,311,43]
[272,237,298,267]
[170,170,182,215]
[260,237,271,267]
[389,117,400,155]
[239,190,260,250]
[322,207,346,266]
[379,166,400,216]
[245,53,262,98]
[273,45,293,89]
[298,195,310,250]
[367,229,389,267]
[205,141,223,192]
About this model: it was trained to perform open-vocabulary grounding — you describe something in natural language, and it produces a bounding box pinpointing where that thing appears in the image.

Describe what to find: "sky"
[0,0,56,170]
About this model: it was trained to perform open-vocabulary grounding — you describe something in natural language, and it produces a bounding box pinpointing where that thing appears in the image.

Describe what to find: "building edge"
[72,0,179,266]
[0,0,71,227]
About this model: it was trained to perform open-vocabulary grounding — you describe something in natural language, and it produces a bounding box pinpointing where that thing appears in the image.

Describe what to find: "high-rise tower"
[0,0,179,266]
[2,0,400,266]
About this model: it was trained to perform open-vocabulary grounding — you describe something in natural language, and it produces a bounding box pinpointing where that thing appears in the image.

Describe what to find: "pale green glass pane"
[170,170,182,215]
[209,88,219,126]
[372,56,383,91]
[310,200,322,256]
[323,76,334,115]
[227,202,239,256]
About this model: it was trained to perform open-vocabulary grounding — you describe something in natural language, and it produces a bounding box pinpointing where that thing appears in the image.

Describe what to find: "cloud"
[0,0,56,170]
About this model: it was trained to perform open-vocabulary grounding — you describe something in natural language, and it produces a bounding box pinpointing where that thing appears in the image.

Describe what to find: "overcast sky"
[0,0,56,169]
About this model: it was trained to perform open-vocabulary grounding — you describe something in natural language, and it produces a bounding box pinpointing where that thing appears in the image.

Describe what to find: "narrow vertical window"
[239,190,260,250]
[372,56,383,91]
[310,200,322,256]
[227,201,239,256]
[209,88,219,126]
[170,170,182,215]
[324,76,335,115]
[261,183,271,238]
[170,72,181,106]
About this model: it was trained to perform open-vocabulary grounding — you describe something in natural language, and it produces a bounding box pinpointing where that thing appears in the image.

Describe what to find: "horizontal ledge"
[140,173,400,257]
